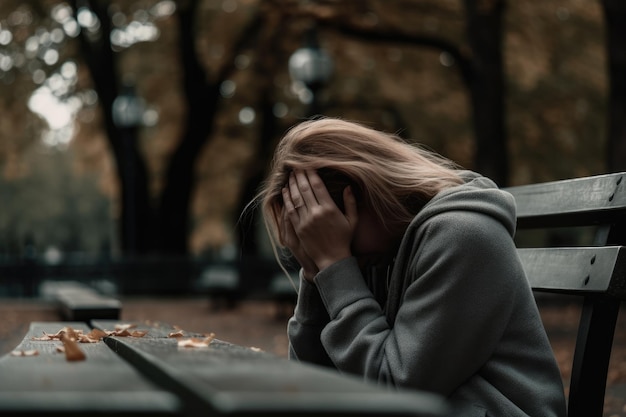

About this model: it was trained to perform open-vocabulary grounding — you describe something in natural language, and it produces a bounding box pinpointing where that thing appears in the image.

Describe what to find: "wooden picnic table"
[0,320,461,417]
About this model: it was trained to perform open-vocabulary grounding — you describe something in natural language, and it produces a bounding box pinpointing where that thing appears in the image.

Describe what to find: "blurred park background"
[0,0,625,299]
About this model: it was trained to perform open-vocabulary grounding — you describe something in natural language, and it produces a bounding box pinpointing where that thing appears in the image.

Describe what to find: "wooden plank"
[504,172,626,228]
[41,281,121,321]
[519,246,626,298]
[0,322,180,416]
[92,320,459,417]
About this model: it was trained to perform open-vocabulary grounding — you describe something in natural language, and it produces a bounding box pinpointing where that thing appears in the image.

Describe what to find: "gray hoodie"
[288,172,567,417]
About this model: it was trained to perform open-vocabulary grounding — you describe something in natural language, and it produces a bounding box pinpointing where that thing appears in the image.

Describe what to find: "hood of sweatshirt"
[379,171,517,323]
[408,170,517,238]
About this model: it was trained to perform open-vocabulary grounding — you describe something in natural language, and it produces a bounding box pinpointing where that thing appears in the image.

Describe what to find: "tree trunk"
[156,1,265,255]
[72,0,154,257]
[156,102,219,255]
[464,0,508,186]
[313,3,506,184]
[602,0,626,172]
[118,126,154,255]
[235,13,285,259]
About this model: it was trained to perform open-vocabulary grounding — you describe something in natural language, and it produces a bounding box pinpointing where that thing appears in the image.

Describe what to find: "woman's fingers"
[282,186,295,211]
[305,170,335,207]
[280,188,319,280]
[279,193,297,242]
[282,169,355,273]
[291,169,336,210]
[288,172,307,210]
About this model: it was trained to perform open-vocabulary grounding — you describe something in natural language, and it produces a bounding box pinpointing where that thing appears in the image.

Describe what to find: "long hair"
[253,117,463,272]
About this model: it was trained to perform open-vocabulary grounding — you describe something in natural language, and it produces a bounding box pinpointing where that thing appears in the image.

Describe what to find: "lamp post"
[288,27,333,117]
[112,82,145,256]
[112,84,145,129]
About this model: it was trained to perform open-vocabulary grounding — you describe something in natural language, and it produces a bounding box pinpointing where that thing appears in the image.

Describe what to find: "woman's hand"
[283,169,358,275]
[279,191,319,281]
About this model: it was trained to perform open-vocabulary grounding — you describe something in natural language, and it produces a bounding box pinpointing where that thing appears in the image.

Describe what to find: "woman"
[256,118,566,416]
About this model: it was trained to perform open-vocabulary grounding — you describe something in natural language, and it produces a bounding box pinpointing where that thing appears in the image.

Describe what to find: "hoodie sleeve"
[314,210,525,396]
[287,270,335,367]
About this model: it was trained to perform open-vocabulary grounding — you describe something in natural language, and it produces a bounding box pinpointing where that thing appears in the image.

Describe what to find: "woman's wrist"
[316,253,352,272]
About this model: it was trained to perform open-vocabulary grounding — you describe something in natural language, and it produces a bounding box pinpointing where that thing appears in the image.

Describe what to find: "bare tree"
[288,0,508,185]
[72,0,265,256]
[602,0,626,172]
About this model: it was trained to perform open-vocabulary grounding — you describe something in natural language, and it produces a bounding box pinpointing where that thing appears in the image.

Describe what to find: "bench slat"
[92,320,457,416]
[505,172,626,228]
[519,246,626,297]
[0,322,180,416]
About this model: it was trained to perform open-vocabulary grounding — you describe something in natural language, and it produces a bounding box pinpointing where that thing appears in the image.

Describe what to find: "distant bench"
[198,261,299,317]
[40,280,121,321]
[504,171,626,417]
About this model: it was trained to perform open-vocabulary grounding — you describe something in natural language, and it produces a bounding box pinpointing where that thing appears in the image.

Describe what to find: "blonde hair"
[254,117,463,268]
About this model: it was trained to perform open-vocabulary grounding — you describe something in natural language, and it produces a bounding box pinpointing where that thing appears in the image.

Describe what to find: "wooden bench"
[197,263,242,311]
[0,319,462,416]
[40,280,121,321]
[504,171,626,417]
[268,271,299,319]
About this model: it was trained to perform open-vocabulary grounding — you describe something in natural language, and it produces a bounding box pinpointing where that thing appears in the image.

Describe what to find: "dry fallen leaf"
[25,324,149,362]
[108,329,148,337]
[10,349,39,357]
[168,330,185,338]
[32,327,108,344]
[32,327,73,341]
[60,329,86,361]
[177,333,216,348]
[103,323,148,338]
[81,328,108,343]
[64,327,80,341]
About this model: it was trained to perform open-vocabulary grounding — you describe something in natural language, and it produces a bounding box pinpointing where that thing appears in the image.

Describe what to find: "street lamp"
[112,82,145,256]
[112,83,145,128]
[288,27,333,117]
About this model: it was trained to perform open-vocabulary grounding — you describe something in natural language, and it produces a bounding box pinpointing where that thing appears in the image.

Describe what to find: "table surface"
[0,320,459,417]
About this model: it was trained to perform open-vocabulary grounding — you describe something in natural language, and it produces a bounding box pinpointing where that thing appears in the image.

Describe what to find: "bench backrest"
[504,172,626,417]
